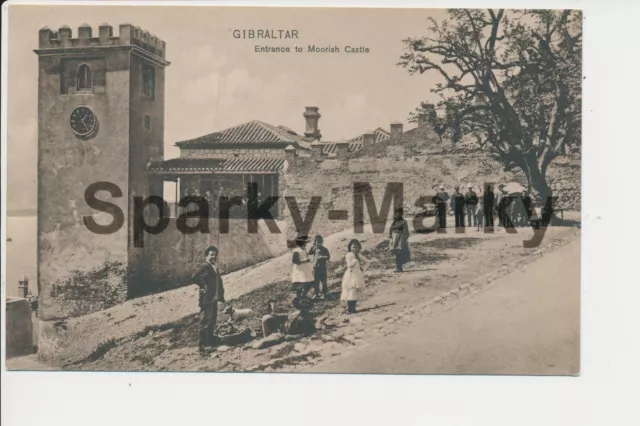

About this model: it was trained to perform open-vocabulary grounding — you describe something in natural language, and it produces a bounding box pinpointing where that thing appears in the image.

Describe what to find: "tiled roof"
[349,127,391,144]
[321,127,390,155]
[148,157,285,174]
[175,120,311,150]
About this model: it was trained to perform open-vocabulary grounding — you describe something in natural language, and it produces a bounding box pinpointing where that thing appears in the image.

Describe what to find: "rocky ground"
[65,217,581,373]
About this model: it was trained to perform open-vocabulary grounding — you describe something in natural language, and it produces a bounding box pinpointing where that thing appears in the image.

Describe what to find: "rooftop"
[175,120,311,150]
[148,157,285,175]
[321,127,391,155]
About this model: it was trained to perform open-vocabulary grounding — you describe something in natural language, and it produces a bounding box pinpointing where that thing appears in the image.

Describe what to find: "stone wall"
[282,133,580,240]
[547,156,582,212]
[39,215,129,321]
[6,298,34,357]
[135,218,276,296]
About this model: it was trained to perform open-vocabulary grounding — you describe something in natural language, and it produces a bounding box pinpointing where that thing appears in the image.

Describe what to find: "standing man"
[495,186,504,227]
[308,235,331,299]
[464,185,479,227]
[291,236,315,298]
[433,185,449,229]
[451,185,466,228]
[192,245,225,354]
[521,189,534,227]
[483,183,495,229]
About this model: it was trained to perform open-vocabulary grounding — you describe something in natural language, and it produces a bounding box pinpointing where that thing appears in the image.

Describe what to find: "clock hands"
[71,108,96,136]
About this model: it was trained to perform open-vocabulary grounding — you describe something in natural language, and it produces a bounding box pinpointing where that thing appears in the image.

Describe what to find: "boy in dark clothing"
[308,235,331,299]
[192,245,225,354]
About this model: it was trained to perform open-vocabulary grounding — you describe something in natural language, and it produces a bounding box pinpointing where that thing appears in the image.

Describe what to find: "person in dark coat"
[540,195,555,227]
[464,185,479,227]
[308,235,331,299]
[192,245,225,353]
[483,184,495,228]
[432,185,449,229]
[521,190,534,227]
[451,185,466,228]
[388,208,411,272]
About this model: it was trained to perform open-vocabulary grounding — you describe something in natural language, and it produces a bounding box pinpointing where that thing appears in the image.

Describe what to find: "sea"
[5,215,37,298]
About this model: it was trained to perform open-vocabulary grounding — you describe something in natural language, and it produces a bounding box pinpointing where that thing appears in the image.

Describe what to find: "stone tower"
[34,23,170,320]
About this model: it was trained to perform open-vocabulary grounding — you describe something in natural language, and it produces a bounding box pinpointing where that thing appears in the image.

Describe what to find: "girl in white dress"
[340,239,370,314]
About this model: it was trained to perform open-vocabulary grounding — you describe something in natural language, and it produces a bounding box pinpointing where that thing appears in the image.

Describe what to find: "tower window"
[76,64,92,91]
[144,115,151,130]
[142,64,156,101]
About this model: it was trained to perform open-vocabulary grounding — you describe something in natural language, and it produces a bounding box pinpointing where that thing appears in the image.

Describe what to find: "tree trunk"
[522,154,552,206]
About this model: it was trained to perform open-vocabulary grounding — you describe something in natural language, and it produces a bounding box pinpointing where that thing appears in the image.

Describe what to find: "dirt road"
[56,223,579,373]
[305,236,580,375]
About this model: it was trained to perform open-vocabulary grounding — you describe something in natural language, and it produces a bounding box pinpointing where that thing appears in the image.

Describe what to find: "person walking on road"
[388,208,411,273]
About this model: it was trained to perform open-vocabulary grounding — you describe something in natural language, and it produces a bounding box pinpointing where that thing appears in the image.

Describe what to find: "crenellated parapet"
[38,23,166,59]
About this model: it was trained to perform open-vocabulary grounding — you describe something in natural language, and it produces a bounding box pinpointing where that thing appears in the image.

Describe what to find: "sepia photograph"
[4,4,581,375]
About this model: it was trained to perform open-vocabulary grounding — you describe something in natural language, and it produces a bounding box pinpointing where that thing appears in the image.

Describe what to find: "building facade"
[35,23,170,319]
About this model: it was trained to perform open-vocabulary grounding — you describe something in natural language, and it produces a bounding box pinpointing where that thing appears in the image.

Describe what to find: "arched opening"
[76,64,92,91]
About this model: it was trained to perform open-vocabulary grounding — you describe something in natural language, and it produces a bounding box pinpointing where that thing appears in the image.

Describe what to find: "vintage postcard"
[3,4,581,375]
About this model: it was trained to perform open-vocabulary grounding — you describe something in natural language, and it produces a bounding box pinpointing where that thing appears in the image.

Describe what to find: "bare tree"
[399,9,582,202]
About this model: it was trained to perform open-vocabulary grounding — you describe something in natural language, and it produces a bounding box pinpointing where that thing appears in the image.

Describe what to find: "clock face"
[69,106,98,137]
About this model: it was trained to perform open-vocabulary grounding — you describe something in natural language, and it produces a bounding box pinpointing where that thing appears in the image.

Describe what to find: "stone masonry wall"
[282,131,580,240]
[137,218,275,295]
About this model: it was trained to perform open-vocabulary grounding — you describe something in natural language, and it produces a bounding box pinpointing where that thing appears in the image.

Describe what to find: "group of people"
[191,208,414,353]
[290,207,411,314]
[433,184,543,230]
[190,180,556,353]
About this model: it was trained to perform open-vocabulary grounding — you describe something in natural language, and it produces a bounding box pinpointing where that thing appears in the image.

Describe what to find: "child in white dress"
[340,239,370,314]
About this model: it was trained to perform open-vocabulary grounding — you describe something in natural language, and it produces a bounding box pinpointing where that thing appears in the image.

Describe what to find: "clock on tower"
[34,23,170,321]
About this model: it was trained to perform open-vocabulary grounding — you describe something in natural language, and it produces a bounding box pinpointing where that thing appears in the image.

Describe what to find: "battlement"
[38,23,166,59]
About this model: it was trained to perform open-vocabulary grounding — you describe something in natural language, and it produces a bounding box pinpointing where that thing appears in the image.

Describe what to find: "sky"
[6,5,448,210]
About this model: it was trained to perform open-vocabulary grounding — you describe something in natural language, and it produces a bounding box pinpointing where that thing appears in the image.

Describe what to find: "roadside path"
[304,236,580,375]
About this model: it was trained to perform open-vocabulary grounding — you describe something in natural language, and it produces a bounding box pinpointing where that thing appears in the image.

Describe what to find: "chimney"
[336,140,349,157]
[363,131,375,146]
[18,276,29,299]
[303,107,321,141]
[284,144,297,162]
[311,141,324,156]
[390,121,403,138]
